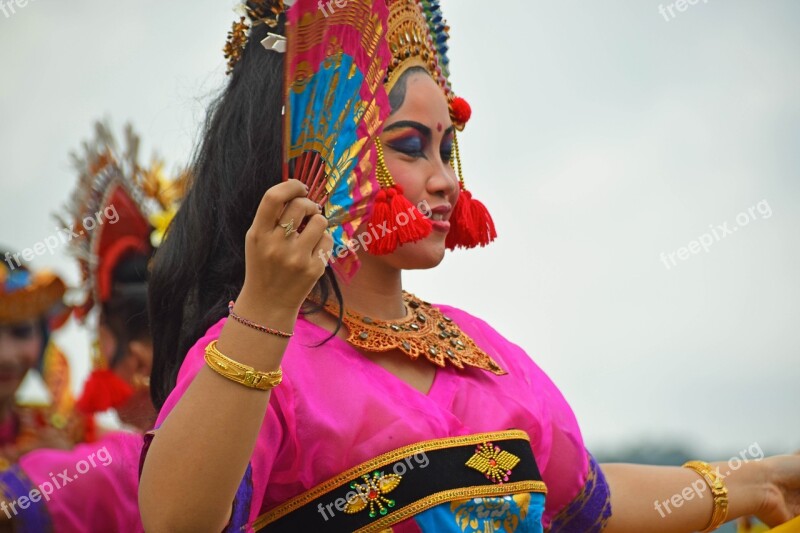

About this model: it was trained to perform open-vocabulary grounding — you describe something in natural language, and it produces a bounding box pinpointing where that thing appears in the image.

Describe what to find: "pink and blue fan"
[283,0,391,278]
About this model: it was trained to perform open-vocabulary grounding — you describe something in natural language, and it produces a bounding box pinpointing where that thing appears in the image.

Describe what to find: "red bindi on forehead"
[437,123,443,132]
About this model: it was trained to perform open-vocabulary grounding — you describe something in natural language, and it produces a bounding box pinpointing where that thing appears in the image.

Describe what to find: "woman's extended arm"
[139,180,332,532]
[601,455,800,533]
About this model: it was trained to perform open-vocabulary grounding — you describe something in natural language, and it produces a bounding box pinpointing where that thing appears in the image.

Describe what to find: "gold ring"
[279,218,295,237]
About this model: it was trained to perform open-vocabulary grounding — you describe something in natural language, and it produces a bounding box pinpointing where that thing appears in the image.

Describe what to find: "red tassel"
[391,184,432,244]
[445,189,473,249]
[369,185,432,255]
[83,415,98,443]
[468,193,497,246]
[446,189,497,250]
[76,369,134,415]
[368,188,399,255]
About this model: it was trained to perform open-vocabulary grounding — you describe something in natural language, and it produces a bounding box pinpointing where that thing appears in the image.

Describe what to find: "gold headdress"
[0,264,66,325]
[384,0,445,95]
[60,121,188,321]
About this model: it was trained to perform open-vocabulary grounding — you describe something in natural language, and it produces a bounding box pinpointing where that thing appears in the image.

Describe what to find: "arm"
[139,180,332,532]
[601,455,800,533]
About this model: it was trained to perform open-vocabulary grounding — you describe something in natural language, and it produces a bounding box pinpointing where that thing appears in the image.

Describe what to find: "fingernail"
[317,204,323,211]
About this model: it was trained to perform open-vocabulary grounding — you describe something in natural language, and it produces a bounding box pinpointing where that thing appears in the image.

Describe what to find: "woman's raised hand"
[239,179,333,314]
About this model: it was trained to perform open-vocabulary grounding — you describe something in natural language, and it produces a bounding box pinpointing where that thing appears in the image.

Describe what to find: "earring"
[132,373,150,390]
[445,106,497,250]
[367,138,433,255]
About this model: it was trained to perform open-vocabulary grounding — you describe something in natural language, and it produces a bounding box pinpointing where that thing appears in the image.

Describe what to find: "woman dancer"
[1,123,185,532]
[0,253,76,468]
[140,1,800,532]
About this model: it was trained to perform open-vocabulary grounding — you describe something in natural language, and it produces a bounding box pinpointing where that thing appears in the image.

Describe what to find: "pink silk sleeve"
[8,431,144,532]
[151,318,294,530]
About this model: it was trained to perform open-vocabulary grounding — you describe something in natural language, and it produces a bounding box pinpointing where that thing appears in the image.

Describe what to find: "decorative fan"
[282,0,392,278]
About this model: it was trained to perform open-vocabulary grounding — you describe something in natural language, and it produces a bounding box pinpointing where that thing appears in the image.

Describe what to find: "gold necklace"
[318,291,506,375]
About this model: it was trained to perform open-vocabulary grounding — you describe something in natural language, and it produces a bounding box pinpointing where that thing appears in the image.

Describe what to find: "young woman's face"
[0,319,42,402]
[371,72,460,269]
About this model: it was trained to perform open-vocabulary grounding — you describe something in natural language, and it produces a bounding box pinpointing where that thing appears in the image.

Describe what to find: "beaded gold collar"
[317,291,506,375]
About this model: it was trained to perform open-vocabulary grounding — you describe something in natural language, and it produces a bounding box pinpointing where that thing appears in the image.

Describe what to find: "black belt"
[252,430,546,533]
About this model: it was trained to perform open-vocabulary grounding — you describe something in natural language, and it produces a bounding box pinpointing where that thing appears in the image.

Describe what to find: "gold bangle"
[204,340,283,391]
[682,460,729,532]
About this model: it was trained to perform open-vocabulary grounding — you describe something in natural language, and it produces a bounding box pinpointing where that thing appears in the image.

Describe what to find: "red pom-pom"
[450,97,472,127]
[445,189,497,250]
[76,370,134,415]
[368,185,432,255]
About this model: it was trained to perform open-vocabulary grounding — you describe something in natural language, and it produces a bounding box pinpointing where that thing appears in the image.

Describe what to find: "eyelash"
[389,139,453,162]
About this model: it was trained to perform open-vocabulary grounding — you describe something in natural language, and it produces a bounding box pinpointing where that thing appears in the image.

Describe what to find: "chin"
[383,237,447,270]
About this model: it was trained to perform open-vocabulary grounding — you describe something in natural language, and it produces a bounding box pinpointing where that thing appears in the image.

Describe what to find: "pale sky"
[1,1,798,458]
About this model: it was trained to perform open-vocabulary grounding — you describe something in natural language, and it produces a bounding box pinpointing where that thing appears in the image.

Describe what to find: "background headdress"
[0,261,66,326]
[59,121,187,322]
[58,121,187,423]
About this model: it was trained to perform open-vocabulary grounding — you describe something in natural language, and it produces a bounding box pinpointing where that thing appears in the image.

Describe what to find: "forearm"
[601,461,766,533]
[139,299,296,532]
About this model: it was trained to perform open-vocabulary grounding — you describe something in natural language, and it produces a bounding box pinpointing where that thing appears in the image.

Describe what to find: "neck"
[333,253,406,320]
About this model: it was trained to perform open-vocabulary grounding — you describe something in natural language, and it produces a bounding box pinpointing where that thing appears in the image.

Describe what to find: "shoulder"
[154,317,226,426]
[431,301,547,378]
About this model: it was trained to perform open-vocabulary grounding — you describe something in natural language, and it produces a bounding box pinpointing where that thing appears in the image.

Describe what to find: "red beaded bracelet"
[227,301,294,338]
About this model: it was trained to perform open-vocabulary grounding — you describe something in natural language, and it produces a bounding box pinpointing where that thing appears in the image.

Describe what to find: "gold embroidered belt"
[251,429,547,533]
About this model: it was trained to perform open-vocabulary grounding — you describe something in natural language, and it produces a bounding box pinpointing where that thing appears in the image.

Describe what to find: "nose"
[427,159,459,203]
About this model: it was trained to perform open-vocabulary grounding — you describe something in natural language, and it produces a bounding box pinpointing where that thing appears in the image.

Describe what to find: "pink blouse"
[155,302,589,530]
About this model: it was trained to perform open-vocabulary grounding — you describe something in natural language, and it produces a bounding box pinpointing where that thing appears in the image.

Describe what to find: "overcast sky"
[1,1,798,457]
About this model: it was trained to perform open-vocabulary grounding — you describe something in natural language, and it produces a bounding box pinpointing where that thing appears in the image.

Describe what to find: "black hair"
[103,252,150,368]
[388,66,428,111]
[148,13,428,410]
[147,13,345,410]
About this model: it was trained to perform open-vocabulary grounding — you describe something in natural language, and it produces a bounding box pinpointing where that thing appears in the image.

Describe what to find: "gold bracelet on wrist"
[682,460,729,532]
[204,340,283,391]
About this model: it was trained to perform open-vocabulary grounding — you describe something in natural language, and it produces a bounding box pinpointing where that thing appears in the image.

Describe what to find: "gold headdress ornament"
[384,0,446,95]
[223,0,293,74]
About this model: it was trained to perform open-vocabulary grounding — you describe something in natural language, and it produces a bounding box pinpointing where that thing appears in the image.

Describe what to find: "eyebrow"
[383,120,455,138]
